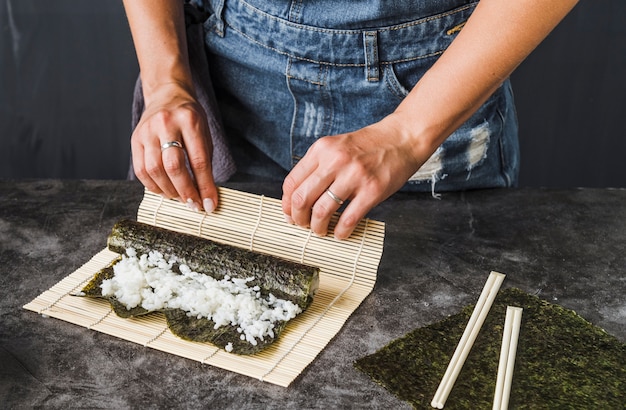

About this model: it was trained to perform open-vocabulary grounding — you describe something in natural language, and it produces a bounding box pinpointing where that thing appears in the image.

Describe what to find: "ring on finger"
[161,141,184,152]
[325,189,345,205]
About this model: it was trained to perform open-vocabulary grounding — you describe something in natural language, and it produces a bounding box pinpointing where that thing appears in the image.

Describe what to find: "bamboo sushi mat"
[24,188,385,387]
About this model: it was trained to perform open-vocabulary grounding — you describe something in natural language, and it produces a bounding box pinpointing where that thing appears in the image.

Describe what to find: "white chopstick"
[431,271,506,409]
[493,306,523,410]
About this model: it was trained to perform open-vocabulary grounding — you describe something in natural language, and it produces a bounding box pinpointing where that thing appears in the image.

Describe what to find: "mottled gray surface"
[1,180,625,409]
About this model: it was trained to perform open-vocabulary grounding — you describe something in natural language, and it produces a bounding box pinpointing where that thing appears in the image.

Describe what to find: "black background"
[1,1,624,187]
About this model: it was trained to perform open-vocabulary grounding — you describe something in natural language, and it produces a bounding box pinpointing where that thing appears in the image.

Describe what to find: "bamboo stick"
[431,271,506,408]
[493,306,523,410]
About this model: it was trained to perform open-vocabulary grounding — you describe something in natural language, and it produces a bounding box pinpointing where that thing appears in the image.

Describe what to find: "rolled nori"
[107,219,319,309]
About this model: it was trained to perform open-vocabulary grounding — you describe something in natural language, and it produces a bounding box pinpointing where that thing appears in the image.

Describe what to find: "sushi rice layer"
[101,248,302,351]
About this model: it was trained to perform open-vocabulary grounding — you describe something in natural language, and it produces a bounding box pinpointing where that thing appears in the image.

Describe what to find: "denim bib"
[197,0,519,192]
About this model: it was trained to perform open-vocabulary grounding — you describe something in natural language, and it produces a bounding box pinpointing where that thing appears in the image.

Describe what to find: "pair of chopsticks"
[493,306,523,409]
[430,271,523,409]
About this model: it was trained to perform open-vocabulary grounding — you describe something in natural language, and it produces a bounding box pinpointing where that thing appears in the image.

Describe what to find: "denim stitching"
[287,0,303,24]
[227,22,448,67]
[383,66,407,100]
[446,21,467,35]
[286,58,298,167]
[381,50,446,99]
[285,59,326,86]
[238,0,478,35]
[495,98,512,187]
[286,74,325,86]
[319,64,332,137]
[285,59,331,158]
[380,51,445,65]
[364,31,380,82]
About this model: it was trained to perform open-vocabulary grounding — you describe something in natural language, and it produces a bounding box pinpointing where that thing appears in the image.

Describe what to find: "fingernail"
[334,232,347,241]
[284,214,294,225]
[203,198,215,213]
[186,198,200,212]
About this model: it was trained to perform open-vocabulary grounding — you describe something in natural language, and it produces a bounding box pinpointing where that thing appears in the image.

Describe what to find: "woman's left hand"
[281,114,426,240]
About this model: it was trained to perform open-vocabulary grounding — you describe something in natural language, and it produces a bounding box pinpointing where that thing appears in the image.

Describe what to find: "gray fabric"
[128,4,236,183]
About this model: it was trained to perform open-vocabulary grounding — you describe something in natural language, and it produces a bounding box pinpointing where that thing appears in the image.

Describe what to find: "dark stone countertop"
[1,179,624,409]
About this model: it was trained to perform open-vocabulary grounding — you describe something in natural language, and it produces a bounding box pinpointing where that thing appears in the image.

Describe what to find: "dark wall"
[1,1,625,187]
[512,0,626,188]
[0,1,137,180]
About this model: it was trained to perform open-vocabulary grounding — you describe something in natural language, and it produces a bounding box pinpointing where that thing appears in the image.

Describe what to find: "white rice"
[100,248,302,347]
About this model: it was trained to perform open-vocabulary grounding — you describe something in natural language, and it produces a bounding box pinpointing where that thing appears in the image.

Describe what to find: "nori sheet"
[81,257,151,318]
[80,219,320,354]
[164,309,288,355]
[354,288,626,409]
[81,261,289,354]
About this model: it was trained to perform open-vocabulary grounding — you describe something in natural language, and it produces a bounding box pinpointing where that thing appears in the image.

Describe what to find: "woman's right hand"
[131,82,218,213]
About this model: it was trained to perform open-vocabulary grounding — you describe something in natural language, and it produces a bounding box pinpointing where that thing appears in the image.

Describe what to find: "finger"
[145,141,180,199]
[332,194,379,240]
[131,138,162,196]
[160,141,204,211]
[183,127,218,213]
[289,169,335,228]
[282,157,319,218]
[310,186,349,237]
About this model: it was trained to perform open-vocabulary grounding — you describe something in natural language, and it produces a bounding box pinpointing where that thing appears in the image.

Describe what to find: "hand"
[131,83,218,213]
[281,114,426,239]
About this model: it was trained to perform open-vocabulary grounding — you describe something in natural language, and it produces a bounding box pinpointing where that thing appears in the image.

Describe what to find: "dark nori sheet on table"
[354,288,625,409]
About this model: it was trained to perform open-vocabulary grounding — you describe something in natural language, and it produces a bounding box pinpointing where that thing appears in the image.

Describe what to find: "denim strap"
[363,31,380,82]
[209,0,226,37]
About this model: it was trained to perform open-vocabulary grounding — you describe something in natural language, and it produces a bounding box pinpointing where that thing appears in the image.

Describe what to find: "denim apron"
[196,0,519,192]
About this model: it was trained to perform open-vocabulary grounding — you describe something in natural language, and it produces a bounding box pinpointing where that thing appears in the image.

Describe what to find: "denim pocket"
[384,56,442,100]
[380,4,474,100]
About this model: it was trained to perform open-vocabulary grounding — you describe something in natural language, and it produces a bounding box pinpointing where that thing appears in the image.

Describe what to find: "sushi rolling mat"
[24,188,385,387]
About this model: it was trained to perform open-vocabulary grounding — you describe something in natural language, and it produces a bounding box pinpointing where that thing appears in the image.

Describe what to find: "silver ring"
[161,141,184,151]
[325,189,345,205]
